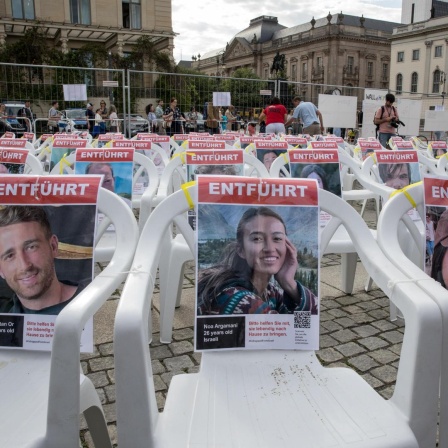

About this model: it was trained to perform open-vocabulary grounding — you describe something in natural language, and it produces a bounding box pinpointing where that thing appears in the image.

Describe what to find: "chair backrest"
[21,152,45,175]
[242,152,270,177]
[377,182,448,448]
[114,182,442,447]
[417,151,442,176]
[438,153,448,173]
[40,187,139,445]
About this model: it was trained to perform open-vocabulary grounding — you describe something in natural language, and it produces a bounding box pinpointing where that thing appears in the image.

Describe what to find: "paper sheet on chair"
[0,175,101,352]
[195,176,320,351]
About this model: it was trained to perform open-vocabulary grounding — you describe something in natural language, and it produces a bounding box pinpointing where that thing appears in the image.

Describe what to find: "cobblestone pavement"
[80,201,408,447]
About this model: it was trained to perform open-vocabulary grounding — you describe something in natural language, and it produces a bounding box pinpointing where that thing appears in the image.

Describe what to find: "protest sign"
[0,175,102,352]
[195,176,320,351]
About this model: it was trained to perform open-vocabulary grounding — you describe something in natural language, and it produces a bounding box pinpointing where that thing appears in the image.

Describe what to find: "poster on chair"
[50,137,88,173]
[195,176,320,351]
[186,149,244,229]
[423,177,448,287]
[74,147,134,209]
[0,175,102,352]
[0,148,28,174]
[289,148,341,227]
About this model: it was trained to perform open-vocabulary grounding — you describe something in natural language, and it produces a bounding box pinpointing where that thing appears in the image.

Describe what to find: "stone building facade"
[192,14,400,101]
[0,0,174,57]
[390,14,448,112]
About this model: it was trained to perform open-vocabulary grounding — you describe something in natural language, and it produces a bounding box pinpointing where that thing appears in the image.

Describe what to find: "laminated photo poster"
[375,149,421,220]
[289,141,341,227]
[186,146,244,229]
[423,177,448,285]
[195,176,320,351]
[0,175,101,352]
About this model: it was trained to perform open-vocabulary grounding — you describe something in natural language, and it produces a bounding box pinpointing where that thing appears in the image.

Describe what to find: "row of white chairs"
[113,180,445,448]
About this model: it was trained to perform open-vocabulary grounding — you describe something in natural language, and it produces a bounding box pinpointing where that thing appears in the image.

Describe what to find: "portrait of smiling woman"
[197,206,317,315]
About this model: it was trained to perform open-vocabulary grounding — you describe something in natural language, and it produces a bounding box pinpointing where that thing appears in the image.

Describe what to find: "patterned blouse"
[198,277,317,315]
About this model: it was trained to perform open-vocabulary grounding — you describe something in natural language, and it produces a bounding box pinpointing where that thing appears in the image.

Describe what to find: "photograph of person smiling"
[0,206,83,315]
[197,206,317,315]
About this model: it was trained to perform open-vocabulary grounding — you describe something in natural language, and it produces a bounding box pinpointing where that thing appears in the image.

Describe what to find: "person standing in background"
[285,96,324,136]
[374,93,399,149]
[108,105,119,132]
[145,104,157,133]
[17,100,33,132]
[259,97,287,135]
[225,105,237,131]
[155,99,165,135]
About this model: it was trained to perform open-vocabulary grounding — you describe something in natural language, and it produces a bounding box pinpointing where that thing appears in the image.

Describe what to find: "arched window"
[396,73,403,94]
[411,72,418,93]
[433,70,441,93]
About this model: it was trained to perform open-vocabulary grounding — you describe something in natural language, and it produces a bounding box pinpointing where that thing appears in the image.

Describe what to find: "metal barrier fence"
[1,63,445,139]
[127,70,277,122]
[0,62,126,134]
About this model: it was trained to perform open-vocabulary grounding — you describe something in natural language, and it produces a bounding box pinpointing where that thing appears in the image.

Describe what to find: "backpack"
[374,105,396,137]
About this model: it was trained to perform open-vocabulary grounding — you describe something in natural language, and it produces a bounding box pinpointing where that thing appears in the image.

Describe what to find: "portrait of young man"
[0,206,88,315]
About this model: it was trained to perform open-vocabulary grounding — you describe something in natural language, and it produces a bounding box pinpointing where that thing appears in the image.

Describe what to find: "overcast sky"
[171,0,403,63]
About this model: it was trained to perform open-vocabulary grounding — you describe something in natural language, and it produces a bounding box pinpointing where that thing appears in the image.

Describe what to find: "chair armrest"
[45,188,139,444]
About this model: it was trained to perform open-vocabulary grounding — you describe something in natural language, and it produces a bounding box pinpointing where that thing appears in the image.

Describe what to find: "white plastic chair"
[0,187,139,448]
[377,181,448,448]
[270,150,383,295]
[49,151,158,236]
[24,152,45,174]
[155,153,270,343]
[114,183,442,448]
[270,149,381,219]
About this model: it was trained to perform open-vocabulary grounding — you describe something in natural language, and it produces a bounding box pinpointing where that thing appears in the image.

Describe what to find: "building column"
[424,40,433,93]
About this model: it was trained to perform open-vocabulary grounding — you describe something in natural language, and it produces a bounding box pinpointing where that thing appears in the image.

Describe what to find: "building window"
[382,63,389,78]
[396,73,403,93]
[367,61,373,77]
[433,69,441,93]
[264,69,268,79]
[435,45,443,57]
[411,72,418,93]
[316,57,322,68]
[291,64,296,81]
[347,56,354,74]
[412,49,420,60]
[122,0,141,29]
[344,84,353,96]
[397,51,404,62]
[70,0,91,25]
[11,0,35,19]
[302,62,307,77]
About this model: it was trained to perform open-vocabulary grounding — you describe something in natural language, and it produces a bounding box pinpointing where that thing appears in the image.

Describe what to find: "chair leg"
[80,377,112,448]
[360,199,368,218]
[175,264,186,308]
[365,276,374,292]
[159,256,187,343]
[389,302,398,321]
[340,253,357,294]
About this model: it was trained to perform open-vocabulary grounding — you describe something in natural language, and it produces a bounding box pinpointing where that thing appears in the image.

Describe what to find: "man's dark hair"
[293,96,302,103]
[52,100,58,106]
[0,206,52,239]
[85,162,114,177]
[385,93,395,103]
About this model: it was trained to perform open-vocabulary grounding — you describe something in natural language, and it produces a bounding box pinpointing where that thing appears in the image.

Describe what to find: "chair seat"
[342,189,378,201]
[94,230,117,263]
[325,225,377,254]
[0,350,52,446]
[157,350,417,448]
